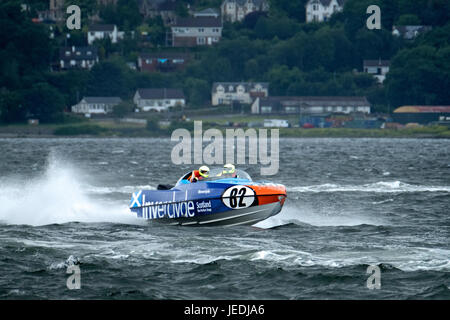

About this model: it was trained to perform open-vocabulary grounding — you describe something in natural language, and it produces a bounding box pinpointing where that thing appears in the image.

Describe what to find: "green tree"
[23,83,65,123]
[183,78,209,107]
[116,0,143,30]
[0,90,26,123]
[269,0,308,22]
[98,0,142,30]
[86,61,128,98]
[385,45,447,107]
[112,101,134,118]
[396,14,421,26]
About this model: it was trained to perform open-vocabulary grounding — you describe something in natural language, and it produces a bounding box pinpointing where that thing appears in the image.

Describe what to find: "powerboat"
[129,168,287,226]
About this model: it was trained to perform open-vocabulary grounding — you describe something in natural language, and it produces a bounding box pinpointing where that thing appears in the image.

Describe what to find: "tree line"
[0,0,449,123]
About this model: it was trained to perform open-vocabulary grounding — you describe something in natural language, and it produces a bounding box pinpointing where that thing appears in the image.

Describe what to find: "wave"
[245,249,450,272]
[288,181,450,193]
[158,247,450,272]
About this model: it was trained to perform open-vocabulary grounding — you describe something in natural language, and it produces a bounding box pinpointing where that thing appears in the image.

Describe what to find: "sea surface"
[0,137,449,299]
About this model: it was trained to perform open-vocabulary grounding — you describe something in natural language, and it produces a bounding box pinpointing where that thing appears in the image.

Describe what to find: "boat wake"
[288,181,450,193]
[253,202,384,229]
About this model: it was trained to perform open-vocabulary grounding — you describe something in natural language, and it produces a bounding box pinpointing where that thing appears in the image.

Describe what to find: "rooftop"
[394,106,450,113]
[174,16,222,28]
[213,82,269,92]
[89,24,116,32]
[139,52,190,59]
[194,8,220,17]
[223,0,269,6]
[363,60,390,67]
[136,88,185,100]
[81,97,122,104]
[260,96,370,106]
[307,0,346,7]
[59,46,98,60]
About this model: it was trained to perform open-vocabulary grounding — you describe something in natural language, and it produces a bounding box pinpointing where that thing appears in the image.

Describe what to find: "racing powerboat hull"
[129,171,287,227]
[156,201,283,227]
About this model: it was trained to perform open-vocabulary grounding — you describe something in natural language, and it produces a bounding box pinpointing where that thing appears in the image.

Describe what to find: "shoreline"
[1,119,449,139]
[2,115,449,139]
[1,128,449,139]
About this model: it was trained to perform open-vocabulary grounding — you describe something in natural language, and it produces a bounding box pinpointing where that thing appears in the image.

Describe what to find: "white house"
[133,88,185,112]
[221,0,269,23]
[87,24,124,45]
[363,60,390,84]
[212,82,269,106]
[71,97,122,116]
[305,0,345,23]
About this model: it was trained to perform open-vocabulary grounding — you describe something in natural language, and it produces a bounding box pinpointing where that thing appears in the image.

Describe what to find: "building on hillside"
[392,106,450,124]
[137,0,177,24]
[171,17,222,47]
[59,46,99,70]
[88,24,124,44]
[157,0,177,25]
[221,0,269,23]
[36,0,65,22]
[392,25,432,40]
[305,0,345,23]
[363,59,390,83]
[37,0,117,23]
[212,82,269,106]
[133,88,185,111]
[251,96,371,114]
[71,97,122,116]
[138,0,164,17]
[138,52,190,72]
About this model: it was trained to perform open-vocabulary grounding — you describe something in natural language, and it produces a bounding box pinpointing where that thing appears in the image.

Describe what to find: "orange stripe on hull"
[249,185,287,206]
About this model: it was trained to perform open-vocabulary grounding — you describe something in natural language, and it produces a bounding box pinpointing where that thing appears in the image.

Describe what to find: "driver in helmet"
[190,165,210,183]
[222,163,237,178]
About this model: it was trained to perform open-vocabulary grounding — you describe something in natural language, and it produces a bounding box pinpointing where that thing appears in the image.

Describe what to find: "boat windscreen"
[176,168,252,184]
[202,169,252,182]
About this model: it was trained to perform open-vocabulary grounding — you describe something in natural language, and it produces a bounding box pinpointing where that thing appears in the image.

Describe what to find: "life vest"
[189,170,203,182]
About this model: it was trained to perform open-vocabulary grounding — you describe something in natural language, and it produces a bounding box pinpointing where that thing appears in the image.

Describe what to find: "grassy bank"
[278,126,450,138]
[1,121,449,138]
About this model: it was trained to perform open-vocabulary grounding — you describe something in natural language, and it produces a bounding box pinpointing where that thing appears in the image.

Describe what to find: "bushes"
[60,113,89,124]
[112,101,134,118]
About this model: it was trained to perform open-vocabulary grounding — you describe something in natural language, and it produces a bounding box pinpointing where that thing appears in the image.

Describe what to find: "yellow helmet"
[199,165,210,178]
[223,163,235,174]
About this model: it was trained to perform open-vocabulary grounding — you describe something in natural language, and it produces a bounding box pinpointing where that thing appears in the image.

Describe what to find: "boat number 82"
[222,186,255,209]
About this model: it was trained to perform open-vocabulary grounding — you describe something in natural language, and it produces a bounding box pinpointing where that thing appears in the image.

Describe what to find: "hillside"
[0,0,449,124]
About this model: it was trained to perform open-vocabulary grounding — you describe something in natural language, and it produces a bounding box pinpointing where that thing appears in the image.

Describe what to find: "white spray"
[0,154,140,226]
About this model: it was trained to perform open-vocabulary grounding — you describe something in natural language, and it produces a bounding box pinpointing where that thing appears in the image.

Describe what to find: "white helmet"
[223,163,235,174]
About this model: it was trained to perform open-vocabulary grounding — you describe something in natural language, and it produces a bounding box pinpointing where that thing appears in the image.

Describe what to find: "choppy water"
[0,138,449,299]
